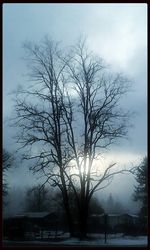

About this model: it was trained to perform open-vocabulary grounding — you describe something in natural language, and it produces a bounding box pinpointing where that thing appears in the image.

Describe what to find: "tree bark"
[79,204,88,239]
[62,191,75,237]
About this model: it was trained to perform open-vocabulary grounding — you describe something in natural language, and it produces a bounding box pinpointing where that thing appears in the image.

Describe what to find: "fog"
[3,3,147,216]
[3,183,141,218]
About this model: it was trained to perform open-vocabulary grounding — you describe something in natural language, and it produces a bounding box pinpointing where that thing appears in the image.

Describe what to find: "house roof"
[13,212,54,219]
[108,213,139,218]
[90,213,105,217]
[122,214,139,218]
[24,212,51,218]
[90,213,139,218]
[108,214,121,217]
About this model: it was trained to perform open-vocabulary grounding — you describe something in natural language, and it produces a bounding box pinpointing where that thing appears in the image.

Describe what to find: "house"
[120,213,139,225]
[107,213,139,229]
[3,212,59,240]
[107,214,121,228]
[88,213,139,233]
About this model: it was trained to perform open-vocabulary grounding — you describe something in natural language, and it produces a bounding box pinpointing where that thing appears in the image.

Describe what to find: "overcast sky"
[3,3,147,206]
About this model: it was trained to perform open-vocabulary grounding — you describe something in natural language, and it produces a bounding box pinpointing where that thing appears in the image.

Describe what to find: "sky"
[3,3,147,210]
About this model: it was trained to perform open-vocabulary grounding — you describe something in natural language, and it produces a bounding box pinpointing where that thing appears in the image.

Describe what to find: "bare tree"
[60,39,134,237]
[13,38,75,236]
[13,37,134,238]
[3,149,13,198]
[25,184,50,212]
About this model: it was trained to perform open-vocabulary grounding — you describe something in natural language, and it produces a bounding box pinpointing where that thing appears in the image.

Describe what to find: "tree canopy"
[13,37,134,238]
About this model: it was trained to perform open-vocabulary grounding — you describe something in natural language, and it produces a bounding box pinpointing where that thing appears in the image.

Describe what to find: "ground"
[3,233,148,247]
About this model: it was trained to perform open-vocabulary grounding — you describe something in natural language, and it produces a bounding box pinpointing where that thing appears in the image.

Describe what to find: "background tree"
[104,193,125,214]
[25,184,51,212]
[106,193,114,213]
[3,149,13,198]
[13,37,134,238]
[133,157,147,217]
[88,196,104,215]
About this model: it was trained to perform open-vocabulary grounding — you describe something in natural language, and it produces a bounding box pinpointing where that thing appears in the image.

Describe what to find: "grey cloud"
[3,4,147,196]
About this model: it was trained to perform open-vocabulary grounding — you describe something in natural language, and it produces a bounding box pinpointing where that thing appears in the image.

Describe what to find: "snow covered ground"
[63,236,148,246]
[3,234,148,246]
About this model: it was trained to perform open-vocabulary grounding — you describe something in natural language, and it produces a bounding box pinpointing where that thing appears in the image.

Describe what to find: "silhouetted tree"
[14,37,134,238]
[88,196,104,215]
[3,149,13,198]
[106,193,114,213]
[105,193,125,214]
[62,39,134,237]
[133,157,147,217]
[25,184,50,212]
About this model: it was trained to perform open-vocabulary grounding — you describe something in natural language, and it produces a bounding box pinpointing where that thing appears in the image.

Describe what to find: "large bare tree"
[14,38,75,235]
[13,37,134,238]
[60,39,134,237]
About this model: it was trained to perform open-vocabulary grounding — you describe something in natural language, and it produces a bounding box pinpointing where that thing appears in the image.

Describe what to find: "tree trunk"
[61,184,75,237]
[63,199,75,237]
[78,196,89,239]
[79,208,88,239]
[60,166,75,237]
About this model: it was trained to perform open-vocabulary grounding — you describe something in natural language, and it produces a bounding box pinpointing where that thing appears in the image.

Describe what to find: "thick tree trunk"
[79,209,88,239]
[60,174,74,236]
[63,198,75,237]
[78,196,89,239]
[59,164,75,237]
